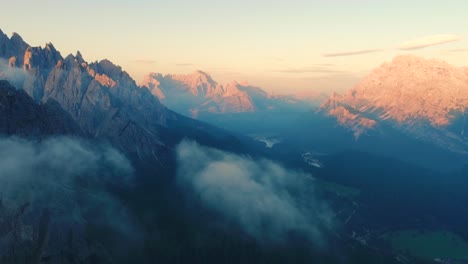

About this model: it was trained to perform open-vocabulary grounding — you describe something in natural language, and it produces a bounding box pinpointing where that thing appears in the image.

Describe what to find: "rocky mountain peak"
[0,30,30,66]
[322,55,468,150]
[10,32,27,47]
[75,50,85,64]
[0,30,171,158]
[142,73,164,99]
[140,70,312,117]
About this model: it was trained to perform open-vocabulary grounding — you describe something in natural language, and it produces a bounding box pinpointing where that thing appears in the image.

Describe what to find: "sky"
[1,0,468,96]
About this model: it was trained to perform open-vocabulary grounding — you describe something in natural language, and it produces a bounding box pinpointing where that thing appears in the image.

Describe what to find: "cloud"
[446,48,468,52]
[0,58,32,88]
[264,57,286,62]
[275,67,347,74]
[398,34,462,50]
[312,63,336,66]
[176,140,334,245]
[176,63,195,66]
[131,59,157,65]
[0,137,140,261]
[322,49,382,57]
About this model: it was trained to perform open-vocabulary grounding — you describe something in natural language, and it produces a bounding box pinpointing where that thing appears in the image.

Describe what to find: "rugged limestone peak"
[23,46,35,70]
[223,81,245,96]
[322,55,468,151]
[75,50,85,64]
[330,55,468,126]
[142,73,164,99]
[140,71,312,117]
[0,30,170,158]
[97,59,121,75]
[10,32,27,47]
[21,43,62,73]
[0,30,30,65]
[236,83,270,99]
[89,59,135,87]
[193,70,216,84]
[166,70,222,97]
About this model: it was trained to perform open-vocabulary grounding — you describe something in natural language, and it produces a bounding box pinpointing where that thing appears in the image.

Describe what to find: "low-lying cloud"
[0,58,31,88]
[398,34,462,50]
[0,136,140,260]
[176,140,334,245]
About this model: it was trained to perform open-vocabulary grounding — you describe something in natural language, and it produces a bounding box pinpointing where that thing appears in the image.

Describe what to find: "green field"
[383,229,468,260]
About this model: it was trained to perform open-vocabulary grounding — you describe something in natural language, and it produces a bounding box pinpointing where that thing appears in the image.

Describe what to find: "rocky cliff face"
[141,71,310,118]
[0,29,267,264]
[321,55,468,153]
[0,80,80,136]
[0,31,172,158]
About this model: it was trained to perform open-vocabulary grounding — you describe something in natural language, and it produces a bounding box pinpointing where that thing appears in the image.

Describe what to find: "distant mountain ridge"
[141,71,311,117]
[321,55,468,153]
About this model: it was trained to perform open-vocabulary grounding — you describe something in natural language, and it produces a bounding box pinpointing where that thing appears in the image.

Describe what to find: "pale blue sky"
[1,0,467,95]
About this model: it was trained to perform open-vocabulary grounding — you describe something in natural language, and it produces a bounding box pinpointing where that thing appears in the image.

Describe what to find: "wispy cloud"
[275,67,347,74]
[446,48,468,53]
[322,49,382,57]
[312,63,336,66]
[264,57,286,62]
[176,63,195,66]
[398,34,462,50]
[130,59,157,64]
[0,58,34,88]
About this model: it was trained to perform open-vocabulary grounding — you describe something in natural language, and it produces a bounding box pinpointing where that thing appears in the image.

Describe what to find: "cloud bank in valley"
[0,137,134,205]
[398,34,462,50]
[176,140,334,245]
[0,136,140,259]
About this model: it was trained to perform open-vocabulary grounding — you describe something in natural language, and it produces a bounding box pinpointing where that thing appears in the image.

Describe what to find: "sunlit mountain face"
[140,71,314,118]
[1,1,468,263]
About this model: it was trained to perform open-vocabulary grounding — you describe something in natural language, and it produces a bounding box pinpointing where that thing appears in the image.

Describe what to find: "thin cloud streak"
[176,63,195,66]
[398,34,462,50]
[264,57,286,62]
[322,49,382,57]
[275,67,348,74]
[446,48,468,53]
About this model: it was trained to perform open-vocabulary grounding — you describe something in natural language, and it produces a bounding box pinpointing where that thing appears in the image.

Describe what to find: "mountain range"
[2,28,468,264]
[0,29,259,164]
[141,71,312,118]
